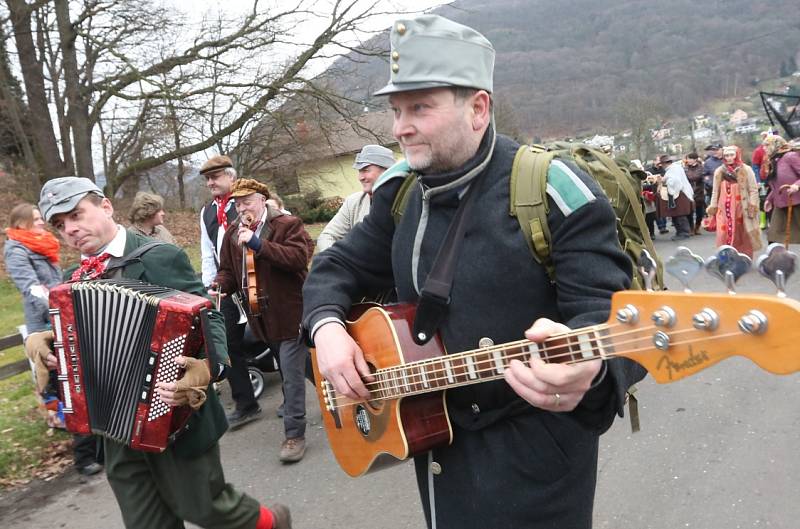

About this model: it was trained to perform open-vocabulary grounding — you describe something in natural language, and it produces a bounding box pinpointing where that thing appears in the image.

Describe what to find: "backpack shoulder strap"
[105,241,168,276]
[510,145,557,280]
[391,173,418,225]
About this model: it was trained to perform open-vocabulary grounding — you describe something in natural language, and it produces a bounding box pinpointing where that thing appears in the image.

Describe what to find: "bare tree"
[1,0,400,195]
[613,92,669,161]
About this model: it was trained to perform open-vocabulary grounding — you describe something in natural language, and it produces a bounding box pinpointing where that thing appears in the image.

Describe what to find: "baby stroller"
[241,325,279,399]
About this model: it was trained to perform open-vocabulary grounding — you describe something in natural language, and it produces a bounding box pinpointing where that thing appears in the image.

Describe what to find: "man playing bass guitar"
[214,178,314,463]
[301,15,646,529]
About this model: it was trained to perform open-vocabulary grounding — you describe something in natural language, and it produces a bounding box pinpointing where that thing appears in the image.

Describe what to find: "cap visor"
[373,80,456,96]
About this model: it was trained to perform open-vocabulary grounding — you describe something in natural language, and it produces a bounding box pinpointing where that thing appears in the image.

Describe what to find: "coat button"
[396,23,406,35]
[471,403,480,414]
[430,462,442,475]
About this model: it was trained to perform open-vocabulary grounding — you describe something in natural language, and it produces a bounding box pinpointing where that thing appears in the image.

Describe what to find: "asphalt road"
[2,229,799,529]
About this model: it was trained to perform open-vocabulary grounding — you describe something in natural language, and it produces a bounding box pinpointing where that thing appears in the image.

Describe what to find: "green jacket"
[65,229,229,458]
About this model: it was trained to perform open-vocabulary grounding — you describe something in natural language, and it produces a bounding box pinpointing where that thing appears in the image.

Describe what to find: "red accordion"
[49,279,212,452]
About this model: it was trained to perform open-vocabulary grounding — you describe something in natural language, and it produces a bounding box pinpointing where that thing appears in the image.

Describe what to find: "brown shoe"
[270,503,292,529]
[279,437,305,463]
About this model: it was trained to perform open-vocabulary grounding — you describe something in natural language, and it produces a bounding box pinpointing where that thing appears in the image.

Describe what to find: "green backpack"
[508,142,664,291]
[391,142,656,431]
[392,143,663,290]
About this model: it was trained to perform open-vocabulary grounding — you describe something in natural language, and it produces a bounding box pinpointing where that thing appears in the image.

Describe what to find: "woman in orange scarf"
[4,203,62,334]
[706,146,762,257]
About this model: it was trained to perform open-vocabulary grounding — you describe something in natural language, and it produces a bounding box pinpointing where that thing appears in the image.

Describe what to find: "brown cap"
[657,154,675,165]
[199,155,234,175]
[230,178,270,199]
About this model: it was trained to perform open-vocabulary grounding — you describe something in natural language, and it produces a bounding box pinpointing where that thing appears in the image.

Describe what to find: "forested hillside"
[332,0,800,137]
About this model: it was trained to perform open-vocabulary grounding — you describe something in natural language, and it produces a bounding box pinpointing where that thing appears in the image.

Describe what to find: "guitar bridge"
[321,380,342,429]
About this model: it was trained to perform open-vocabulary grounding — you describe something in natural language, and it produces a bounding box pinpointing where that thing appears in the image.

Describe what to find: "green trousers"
[104,439,260,529]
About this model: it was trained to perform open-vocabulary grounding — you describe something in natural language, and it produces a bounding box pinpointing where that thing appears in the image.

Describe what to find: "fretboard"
[369,324,614,401]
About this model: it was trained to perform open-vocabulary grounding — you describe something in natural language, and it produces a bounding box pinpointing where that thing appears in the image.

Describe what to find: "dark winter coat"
[302,131,645,529]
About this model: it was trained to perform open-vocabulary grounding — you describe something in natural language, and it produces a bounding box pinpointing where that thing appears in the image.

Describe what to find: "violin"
[239,213,260,317]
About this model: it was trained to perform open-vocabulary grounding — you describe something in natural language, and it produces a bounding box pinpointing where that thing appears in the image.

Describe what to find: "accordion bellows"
[49,279,212,452]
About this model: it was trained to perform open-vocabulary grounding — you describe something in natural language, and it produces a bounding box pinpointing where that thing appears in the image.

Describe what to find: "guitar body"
[311,303,453,477]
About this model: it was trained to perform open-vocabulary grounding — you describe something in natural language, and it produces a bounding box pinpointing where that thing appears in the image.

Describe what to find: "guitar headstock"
[610,246,800,384]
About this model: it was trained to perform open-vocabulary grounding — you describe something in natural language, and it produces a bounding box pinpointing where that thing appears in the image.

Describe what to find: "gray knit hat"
[353,145,396,170]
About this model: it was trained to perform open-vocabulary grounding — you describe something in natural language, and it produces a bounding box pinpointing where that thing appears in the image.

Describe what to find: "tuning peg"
[705,245,752,294]
[665,246,704,292]
[756,243,797,298]
[637,249,657,291]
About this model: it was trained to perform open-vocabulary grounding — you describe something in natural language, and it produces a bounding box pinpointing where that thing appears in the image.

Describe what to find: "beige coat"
[317,191,371,252]
[707,164,762,252]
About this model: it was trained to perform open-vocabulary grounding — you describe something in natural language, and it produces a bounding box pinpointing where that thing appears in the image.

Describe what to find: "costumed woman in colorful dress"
[706,145,762,257]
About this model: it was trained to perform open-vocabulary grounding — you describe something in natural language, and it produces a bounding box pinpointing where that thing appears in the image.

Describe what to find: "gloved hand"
[24,330,56,393]
[156,356,211,410]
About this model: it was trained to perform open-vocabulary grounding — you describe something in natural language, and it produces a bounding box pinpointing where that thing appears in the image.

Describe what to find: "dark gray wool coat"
[302,131,646,529]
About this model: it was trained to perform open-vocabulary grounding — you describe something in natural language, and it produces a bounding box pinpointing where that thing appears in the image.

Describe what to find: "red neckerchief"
[70,253,111,282]
[214,193,233,231]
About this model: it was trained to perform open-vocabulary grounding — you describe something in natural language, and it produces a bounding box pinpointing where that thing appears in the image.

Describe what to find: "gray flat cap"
[39,176,105,222]
[353,145,396,170]
[373,15,494,96]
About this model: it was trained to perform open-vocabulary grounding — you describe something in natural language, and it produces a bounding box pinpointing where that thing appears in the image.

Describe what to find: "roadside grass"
[0,372,71,486]
[0,223,325,486]
[0,279,25,366]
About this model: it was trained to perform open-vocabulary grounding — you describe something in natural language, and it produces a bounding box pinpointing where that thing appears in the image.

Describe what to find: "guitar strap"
[412,181,480,345]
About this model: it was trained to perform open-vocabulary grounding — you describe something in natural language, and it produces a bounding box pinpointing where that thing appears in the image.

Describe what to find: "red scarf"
[5,228,61,264]
[722,147,744,183]
[723,147,744,172]
[214,194,233,232]
[70,253,111,282]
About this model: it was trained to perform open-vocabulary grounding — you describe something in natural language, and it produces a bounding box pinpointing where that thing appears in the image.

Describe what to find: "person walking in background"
[647,158,669,234]
[128,192,177,244]
[752,131,773,230]
[683,153,707,235]
[4,203,61,334]
[267,192,292,215]
[703,143,724,207]
[763,135,800,246]
[707,145,762,258]
[214,179,313,463]
[656,154,694,240]
[198,155,262,429]
[316,144,396,252]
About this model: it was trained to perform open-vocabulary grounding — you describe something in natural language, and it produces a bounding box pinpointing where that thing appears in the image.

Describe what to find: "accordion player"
[49,278,215,452]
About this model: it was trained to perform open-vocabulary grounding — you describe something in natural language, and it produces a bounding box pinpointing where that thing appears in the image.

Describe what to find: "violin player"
[213,178,315,463]
[199,155,260,429]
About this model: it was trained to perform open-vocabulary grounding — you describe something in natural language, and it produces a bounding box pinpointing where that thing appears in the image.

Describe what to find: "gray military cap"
[373,14,495,96]
[39,176,105,222]
[353,145,396,170]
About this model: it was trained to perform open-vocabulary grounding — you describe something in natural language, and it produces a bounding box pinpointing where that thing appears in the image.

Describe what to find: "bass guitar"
[310,245,800,477]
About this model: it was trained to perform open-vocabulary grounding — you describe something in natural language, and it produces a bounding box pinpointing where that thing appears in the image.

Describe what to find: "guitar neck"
[368,324,612,401]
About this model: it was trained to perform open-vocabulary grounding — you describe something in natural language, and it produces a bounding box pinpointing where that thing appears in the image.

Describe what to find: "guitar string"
[327,330,742,408]
[326,330,743,408]
[353,323,700,393]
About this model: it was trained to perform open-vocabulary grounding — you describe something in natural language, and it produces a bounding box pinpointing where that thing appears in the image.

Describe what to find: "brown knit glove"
[173,357,211,410]
[24,330,55,394]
